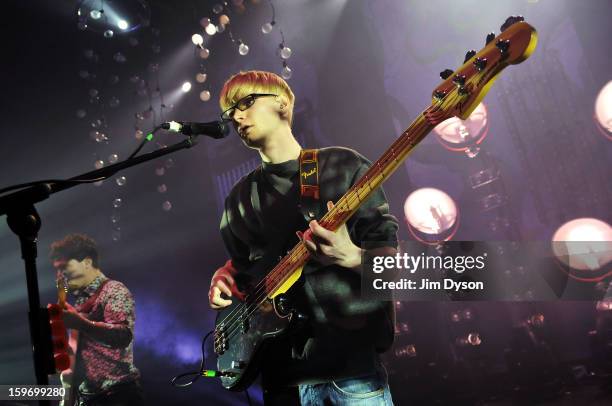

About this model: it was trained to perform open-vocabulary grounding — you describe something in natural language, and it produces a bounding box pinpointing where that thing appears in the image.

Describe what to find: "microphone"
[161,120,230,139]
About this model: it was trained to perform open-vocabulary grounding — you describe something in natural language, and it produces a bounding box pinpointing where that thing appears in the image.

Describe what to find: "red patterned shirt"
[73,274,140,394]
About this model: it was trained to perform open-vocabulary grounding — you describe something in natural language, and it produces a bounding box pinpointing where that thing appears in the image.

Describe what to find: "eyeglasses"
[220,93,277,120]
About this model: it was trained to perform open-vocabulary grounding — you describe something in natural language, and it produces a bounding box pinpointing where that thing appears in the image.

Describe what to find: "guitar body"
[215,251,307,391]
[215,294,294,391]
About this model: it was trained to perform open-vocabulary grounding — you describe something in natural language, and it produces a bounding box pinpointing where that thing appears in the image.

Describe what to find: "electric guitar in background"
[51,272,80,406]
[214,16,538,391]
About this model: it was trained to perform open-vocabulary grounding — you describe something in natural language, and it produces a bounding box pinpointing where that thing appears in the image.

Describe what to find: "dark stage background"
[1,0,611,405]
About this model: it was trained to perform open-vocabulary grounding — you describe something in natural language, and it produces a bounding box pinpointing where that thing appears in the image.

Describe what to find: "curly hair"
[49,233,99,268]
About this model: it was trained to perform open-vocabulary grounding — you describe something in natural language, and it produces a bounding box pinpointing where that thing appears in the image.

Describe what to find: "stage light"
[116,176,126,186]
[191,33,204,46]
[181,82,192,93]
[104,29,114,38]
[404,188,459,243]
[162,201,172,211]
[117,19,129,30]
[594,80,612,140]
[434,102,488,157]
[90,9,102,19]
[113,198,122,208]
[552,218,612,272]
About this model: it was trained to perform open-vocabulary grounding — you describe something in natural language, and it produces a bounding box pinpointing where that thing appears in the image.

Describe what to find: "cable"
[170,330,214,387]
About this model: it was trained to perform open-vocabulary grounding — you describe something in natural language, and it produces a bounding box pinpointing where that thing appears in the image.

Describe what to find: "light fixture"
[404,187,459,244]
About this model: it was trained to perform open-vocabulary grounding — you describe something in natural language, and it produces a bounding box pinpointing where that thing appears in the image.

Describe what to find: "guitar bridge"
[214,323,228,355]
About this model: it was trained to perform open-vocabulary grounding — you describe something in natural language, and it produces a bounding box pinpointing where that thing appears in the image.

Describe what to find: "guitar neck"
[267,107,436,293]
[320,109,435,231]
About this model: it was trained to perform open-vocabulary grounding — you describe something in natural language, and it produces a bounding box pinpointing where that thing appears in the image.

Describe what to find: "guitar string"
[214,86,467,348]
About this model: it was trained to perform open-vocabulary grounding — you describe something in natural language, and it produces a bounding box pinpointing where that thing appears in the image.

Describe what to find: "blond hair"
[219,70,295,125]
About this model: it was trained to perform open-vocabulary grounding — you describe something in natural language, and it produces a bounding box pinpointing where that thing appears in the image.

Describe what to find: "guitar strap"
[298,149,321,222]
[76,279,111,314]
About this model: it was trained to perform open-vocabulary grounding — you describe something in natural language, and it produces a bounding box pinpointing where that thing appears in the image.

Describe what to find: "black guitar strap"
[298,149,321,222]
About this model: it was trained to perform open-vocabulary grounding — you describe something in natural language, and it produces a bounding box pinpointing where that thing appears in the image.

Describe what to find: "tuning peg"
[486,32,495,45]
[473,57,487,71]
[496,39,510,54]
[500,15,524,32]
[434,90,447,100]
[440,69,454,80]
[458,87,470,96]
[464,50,476,63]
[452,74,466,87]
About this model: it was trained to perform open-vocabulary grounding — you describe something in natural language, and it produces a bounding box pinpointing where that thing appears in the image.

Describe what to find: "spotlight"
[118,20,129,30]
[552,218,612,273]
[181,82,192,93]
[434,103,488,157]
[404,188,459,244]
[594,80,612,140]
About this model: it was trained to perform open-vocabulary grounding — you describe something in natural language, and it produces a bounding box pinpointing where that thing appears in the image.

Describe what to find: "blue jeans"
[298,366,393,405]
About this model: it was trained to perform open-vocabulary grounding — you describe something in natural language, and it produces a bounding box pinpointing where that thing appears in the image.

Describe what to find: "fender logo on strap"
[301,168,316,179]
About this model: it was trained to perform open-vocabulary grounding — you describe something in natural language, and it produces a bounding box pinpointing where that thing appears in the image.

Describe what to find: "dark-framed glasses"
[220,93,277,120]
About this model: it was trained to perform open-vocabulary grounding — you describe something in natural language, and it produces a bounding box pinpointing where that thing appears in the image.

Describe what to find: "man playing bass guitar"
[208,71,399,405]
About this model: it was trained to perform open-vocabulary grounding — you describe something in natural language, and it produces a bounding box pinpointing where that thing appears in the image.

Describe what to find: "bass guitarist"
[208,71,399,405]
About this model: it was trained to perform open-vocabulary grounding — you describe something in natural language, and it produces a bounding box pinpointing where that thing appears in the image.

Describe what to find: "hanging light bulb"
[90,9,102,19]
[281,62,292,80]
[196,73,207,83]
[219,14,230,26]
[238,41,249,56]
[199,48,210,59]
[200,90,211,101]
[205,24,217,35]
[280,45,292,60]
[262,21,274,34]
[200,17,211,28]
[191,33,204,46]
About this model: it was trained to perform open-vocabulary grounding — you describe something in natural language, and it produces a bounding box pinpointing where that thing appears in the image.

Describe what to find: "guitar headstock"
[431,16,537,120]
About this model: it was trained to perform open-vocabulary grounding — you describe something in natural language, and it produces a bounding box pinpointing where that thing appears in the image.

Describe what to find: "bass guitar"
[215,16,538,391]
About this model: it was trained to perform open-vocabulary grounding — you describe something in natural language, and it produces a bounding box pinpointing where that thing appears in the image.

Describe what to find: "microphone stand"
[0,135,201,406]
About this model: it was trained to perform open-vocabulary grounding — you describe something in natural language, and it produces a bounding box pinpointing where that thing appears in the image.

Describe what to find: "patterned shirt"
[73,274,140,394]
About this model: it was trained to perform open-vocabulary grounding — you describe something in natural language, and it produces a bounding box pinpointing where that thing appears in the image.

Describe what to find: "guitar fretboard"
[265,107,438,295]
